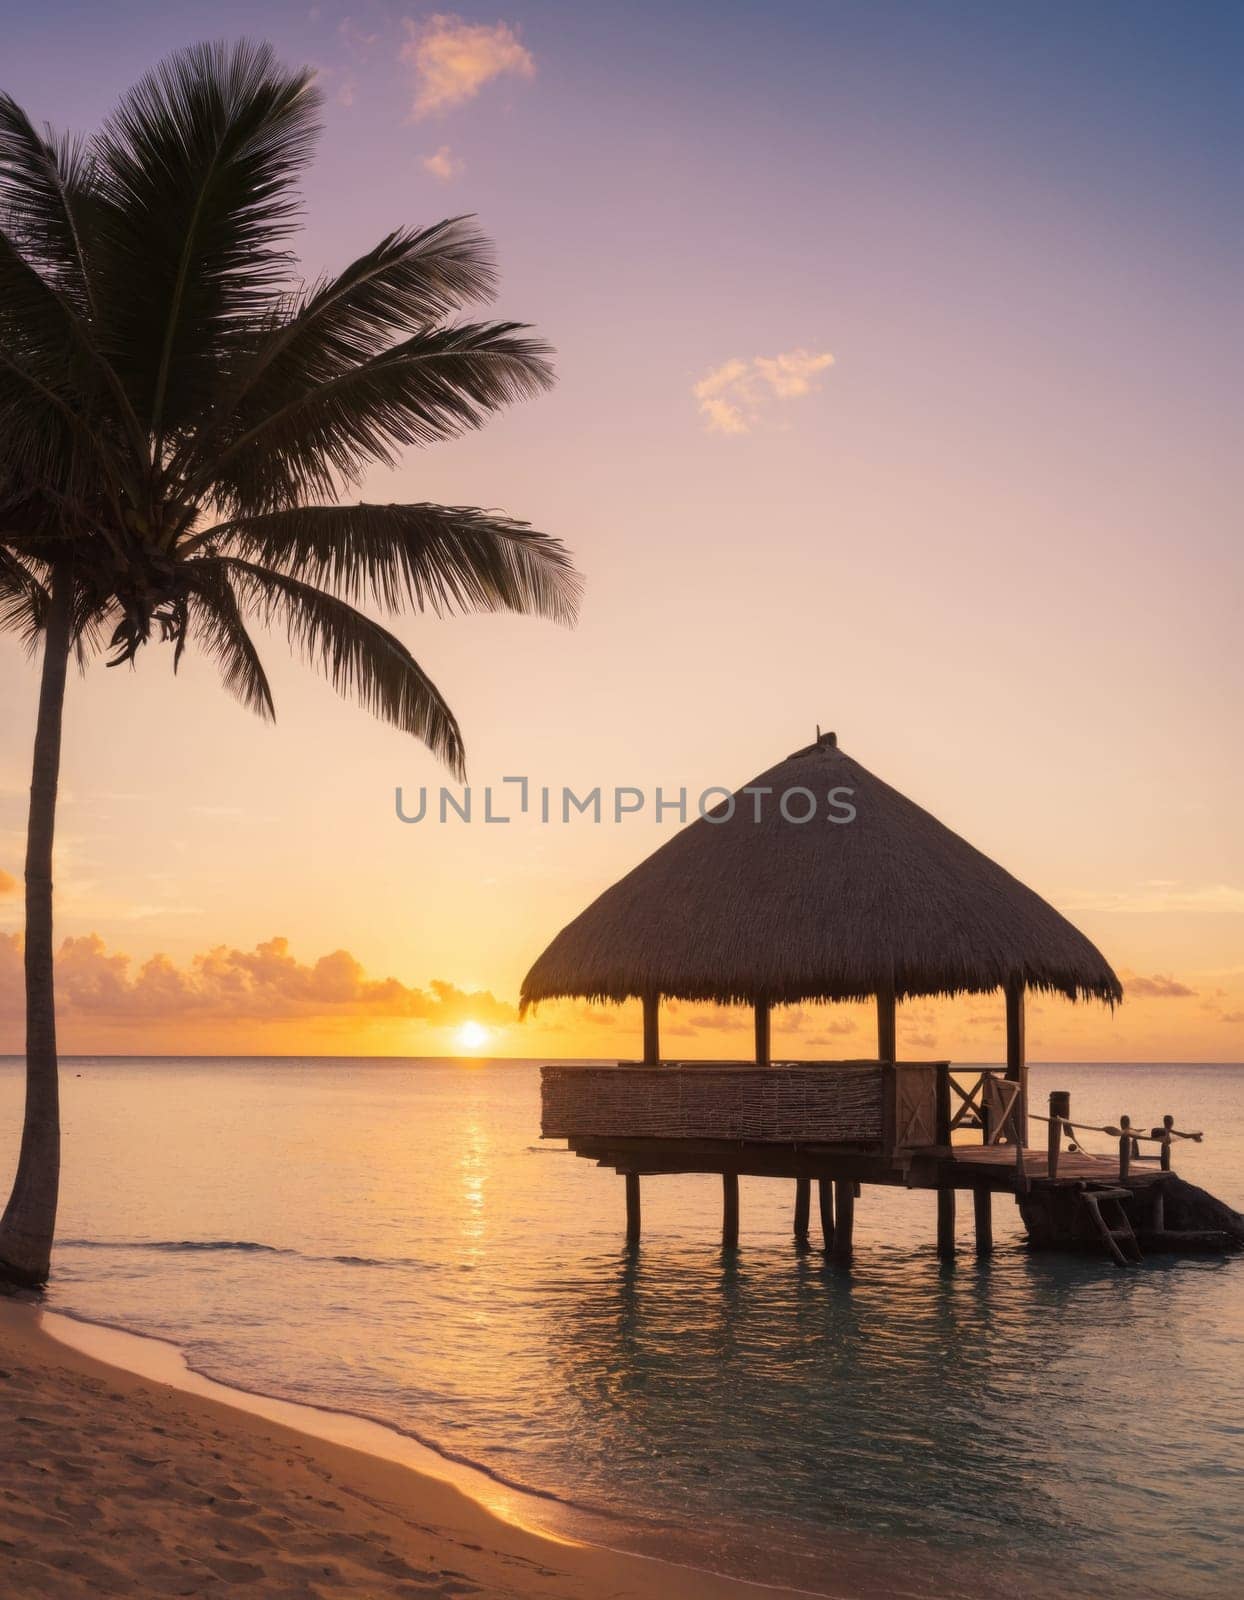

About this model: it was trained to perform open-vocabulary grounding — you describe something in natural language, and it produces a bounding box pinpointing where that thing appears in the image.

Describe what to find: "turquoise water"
[2,1059,1241,1598]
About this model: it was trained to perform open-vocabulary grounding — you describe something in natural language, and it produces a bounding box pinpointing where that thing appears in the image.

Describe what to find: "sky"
[0,0,1240,1061]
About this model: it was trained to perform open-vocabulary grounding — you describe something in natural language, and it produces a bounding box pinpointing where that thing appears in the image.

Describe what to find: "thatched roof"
[521,733,1122,1010]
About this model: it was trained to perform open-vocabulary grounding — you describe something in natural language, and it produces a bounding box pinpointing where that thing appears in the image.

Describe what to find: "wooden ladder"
[1079,1184,1143,1266]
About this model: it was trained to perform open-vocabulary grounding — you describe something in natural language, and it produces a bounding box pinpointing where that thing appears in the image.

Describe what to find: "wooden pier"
[543,1060,1212,1265]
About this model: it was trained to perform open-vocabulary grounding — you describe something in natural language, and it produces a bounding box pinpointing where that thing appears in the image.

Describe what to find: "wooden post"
[935,1065,952,1148]
[642,994,660,1065]
[818,1177,835,1250]
[937,1187,956,1259]
[1160,1114,1174,1172]
[625,1172,641,1244]
[1118,1116,1132,1182]
[722,1172,739,1248]
[793,1178,811,1242]
[1005,977,1027,1145]
[973,1188,992,1255]
[832,1179,855,1263]
[1151,1184,1165,1233]
[876,985,896,1063]
[1048,1090,1070,1180]
[754,998,771,1067]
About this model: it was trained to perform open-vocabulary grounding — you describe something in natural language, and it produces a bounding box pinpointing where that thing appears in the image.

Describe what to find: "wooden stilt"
[818,1176,835,1250]
[754,999,771,1067]
[1005,977,1027,1145]
[625,1172,641,1244]
[642,994,660,1065]
[722,1172,739,1247]
[793,1177,811,1242]
[876,985,896,1063]
[937,1187,956,1258]
[832,1179,855,1263]
[973,1188,992,1255]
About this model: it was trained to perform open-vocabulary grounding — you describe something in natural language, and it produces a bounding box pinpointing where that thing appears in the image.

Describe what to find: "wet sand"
[0,1298,811,1599]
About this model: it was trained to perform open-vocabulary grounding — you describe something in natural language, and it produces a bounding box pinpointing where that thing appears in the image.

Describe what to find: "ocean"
[2,1058,1241,1598]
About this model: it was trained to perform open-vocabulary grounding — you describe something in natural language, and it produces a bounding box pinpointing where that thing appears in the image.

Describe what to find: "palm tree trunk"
[0,560,73,1287]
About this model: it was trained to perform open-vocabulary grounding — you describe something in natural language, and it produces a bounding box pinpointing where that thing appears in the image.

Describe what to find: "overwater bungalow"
[524,733,1230,1265]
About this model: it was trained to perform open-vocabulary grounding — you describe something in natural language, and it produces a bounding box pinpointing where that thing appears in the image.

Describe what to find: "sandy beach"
[0,1298,804,1600]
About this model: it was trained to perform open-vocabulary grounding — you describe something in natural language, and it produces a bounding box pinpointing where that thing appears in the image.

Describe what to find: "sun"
[456,1020,491,1052]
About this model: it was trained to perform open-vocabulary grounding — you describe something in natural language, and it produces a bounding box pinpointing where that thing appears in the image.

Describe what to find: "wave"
[58,1238,293,1255]
[57,1238,428,1271]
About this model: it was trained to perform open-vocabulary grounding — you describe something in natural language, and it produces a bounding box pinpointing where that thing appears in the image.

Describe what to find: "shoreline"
[1,1295,839,1599]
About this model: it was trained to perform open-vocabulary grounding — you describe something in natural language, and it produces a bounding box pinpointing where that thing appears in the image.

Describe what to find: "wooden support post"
[935,1065,952,1148]
[1048,1090,1070,1180]
[832,1179,855,1263]
[973,1188,993,1255]
[876,985,896,1063]
[1160,1114,1174,1172]
[818,1177,835,1251]
[793,1178,811,1242]
[1118,1116,1132,1182]
[1005,976,1028,1146]
[642,994,660,1065]
[754,998,771,1067]
[722,1172,739,1248]
[937,1187,956,1259]
[625,1172,641,1244]
[1151,1184,1165,1233]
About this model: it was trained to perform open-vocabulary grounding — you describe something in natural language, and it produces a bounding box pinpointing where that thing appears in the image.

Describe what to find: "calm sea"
[1,1059,1241,1598]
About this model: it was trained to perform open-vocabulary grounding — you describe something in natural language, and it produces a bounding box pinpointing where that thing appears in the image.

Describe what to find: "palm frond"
[184,558,275,719]
[0,227,148,463]
[203,555,464,773]
[0,343,106,492]
[167,218,500,487]
[0,545,49,650]
[90,39,321,438]
[0,95,98,314]
[207,500,581,624]
[205,321,554,513]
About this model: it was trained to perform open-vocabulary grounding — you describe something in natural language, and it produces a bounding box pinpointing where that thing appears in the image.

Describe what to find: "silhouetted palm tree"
[0,41,580,1285]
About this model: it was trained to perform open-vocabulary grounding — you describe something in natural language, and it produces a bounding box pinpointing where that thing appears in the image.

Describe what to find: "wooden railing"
[944,1065,1021,1143]
[1038,1092,1203,1182]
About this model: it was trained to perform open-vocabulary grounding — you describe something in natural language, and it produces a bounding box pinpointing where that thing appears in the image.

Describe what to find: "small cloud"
[1220,1011,1244,1025]
[339,16,380,53]
[0,869,16,897]
[693,348,834,434]
[401,13,535,119]
[422,143,464,181]
[1122,971,1198,1000]
[1060,883,1244,915]
[337,76,357,108]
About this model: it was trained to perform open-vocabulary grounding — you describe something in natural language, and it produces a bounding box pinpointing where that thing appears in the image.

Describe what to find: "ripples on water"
[1,1059,1241,1598]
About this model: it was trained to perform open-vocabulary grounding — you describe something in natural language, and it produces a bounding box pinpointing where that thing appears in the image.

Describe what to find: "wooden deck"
[942,1145,1169,1190]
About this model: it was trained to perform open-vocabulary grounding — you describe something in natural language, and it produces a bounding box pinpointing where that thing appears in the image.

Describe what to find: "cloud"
[401,13,535,119]
[693,348,834,434]
[1059,883,1244,915]
[1121,971,1198,1000]
[0,869,16,897]
[422,144,464,181]
[0,932,515,1030]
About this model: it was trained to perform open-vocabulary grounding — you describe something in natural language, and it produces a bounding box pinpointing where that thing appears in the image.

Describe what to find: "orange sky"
[0,4,1240,1063]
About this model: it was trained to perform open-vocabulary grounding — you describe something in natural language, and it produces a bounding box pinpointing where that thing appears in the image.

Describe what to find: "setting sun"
[456,1021,491,1052]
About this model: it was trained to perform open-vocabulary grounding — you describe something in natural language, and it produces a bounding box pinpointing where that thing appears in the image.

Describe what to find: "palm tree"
[0,41,581,1287]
